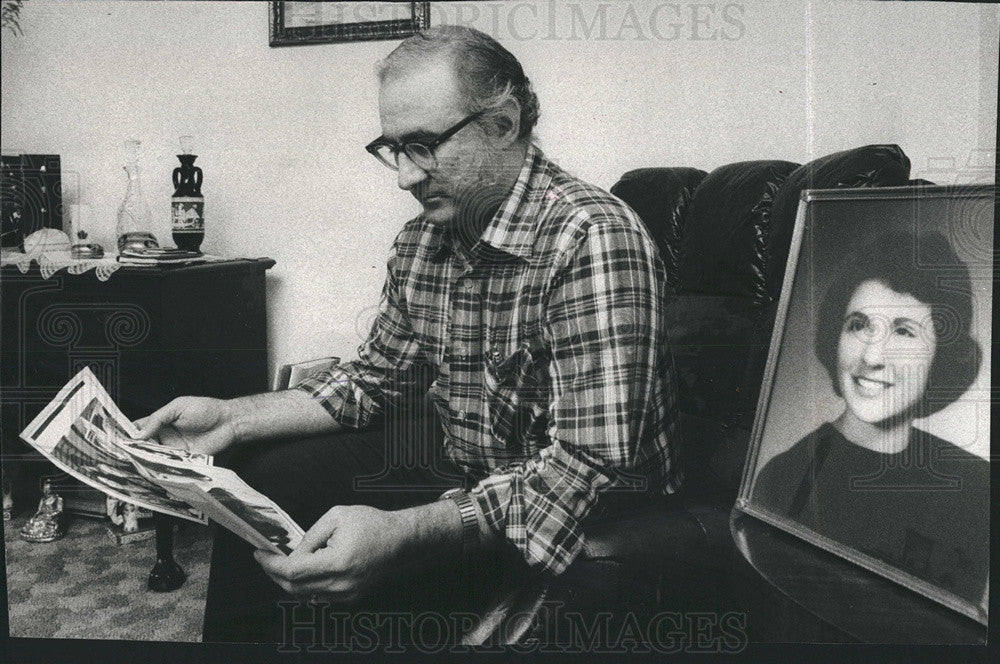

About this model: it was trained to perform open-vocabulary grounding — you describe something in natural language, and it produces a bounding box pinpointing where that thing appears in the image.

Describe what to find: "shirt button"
[457,410,468,421]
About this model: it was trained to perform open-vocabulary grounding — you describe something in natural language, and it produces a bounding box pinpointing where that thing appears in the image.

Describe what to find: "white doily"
[1,250,123,281]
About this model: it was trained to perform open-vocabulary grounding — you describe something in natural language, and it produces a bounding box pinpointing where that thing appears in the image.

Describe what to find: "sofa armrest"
[581,503,709,567]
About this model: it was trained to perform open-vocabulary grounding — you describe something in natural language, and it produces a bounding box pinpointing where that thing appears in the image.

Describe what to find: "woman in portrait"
[752,229,988,604]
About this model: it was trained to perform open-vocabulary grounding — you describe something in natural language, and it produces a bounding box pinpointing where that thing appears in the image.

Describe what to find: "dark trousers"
[201,415,518,645]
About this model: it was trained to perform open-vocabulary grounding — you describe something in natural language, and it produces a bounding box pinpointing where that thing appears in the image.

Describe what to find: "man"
[137,25,681,646]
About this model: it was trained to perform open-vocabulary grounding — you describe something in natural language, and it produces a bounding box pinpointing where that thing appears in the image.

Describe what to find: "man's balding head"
[378,25,540,143]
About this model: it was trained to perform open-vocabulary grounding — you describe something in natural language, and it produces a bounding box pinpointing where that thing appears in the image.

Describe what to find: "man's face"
[378,57,497,228]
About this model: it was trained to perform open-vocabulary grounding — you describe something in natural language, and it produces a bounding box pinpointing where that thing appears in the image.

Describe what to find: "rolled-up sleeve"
[295,241,426,429]
[468,216,672,574]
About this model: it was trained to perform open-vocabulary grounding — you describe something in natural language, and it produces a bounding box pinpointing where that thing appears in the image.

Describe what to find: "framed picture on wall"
[269,2,430,47]
[737,184,993,625]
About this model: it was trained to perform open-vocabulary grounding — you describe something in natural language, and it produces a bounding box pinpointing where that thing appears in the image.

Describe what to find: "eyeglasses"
[365,110,485,171]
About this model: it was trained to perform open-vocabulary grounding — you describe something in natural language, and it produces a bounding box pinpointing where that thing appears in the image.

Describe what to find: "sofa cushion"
[611,167,707,292]
[664,293,772,423]
[677,160,799,303]
[766,144,911,300]
[678,411,752,501]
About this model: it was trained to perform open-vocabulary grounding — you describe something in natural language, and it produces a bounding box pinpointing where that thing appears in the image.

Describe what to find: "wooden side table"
[1,258,275,588]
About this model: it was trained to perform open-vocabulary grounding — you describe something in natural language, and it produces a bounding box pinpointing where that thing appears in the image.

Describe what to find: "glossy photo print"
[739,185,992,625]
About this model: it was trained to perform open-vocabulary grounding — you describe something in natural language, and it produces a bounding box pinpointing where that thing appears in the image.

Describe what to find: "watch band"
[443,489,478,554]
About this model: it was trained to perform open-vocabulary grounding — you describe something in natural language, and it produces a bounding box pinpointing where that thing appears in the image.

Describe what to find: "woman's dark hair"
[815,229,980,417]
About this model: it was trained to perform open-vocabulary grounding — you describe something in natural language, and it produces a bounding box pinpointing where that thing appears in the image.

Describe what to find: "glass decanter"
[115,139,157,253]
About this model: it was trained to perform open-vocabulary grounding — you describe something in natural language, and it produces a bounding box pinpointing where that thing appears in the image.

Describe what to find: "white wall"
[2,0,997,372]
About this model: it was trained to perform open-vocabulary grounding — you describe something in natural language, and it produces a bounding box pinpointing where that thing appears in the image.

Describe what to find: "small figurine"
[106,494,120,522]
[20,479,67,542]
[2,475,13,521]
[107,495,135,529]
[107,495,152,541]
[122,502,140,533]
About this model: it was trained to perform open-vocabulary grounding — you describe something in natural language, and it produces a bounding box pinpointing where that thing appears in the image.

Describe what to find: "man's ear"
[484,98,521,145]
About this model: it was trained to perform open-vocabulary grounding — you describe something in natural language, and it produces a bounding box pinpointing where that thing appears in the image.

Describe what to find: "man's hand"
[134,396,238,456]
[254,500,462,603]
[254,505,413,603]
[135,390,344,455]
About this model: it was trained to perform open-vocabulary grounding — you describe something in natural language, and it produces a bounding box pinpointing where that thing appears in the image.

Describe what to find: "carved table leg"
[148,514,186,592]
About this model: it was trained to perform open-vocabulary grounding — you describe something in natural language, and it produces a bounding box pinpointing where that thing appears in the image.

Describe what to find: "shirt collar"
[428,223,451,262]
[428,143,556,263]
[478,143,553,261]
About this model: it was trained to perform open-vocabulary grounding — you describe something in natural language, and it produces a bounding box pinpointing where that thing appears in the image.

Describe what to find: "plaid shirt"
[297,144,681,574]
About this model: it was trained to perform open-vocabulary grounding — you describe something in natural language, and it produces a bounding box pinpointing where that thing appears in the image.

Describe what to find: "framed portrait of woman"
[737,184,992,625]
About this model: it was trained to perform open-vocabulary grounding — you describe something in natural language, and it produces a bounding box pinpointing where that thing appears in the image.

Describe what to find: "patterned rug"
[3,513,213,641]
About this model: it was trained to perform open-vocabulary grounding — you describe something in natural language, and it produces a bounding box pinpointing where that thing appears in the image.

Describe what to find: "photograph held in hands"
[20,367,304,554]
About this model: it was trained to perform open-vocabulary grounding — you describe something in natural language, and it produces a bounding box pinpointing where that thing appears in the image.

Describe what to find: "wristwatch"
[441,488,478,555]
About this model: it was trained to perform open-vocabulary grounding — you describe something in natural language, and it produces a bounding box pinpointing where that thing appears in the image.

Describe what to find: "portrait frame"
[737,184,993,626]
[269,1,430,47]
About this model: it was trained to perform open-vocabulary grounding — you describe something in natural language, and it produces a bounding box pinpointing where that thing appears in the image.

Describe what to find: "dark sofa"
[539,144,918,642]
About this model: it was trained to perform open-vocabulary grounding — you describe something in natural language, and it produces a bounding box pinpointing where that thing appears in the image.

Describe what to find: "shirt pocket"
[483,335,551,453]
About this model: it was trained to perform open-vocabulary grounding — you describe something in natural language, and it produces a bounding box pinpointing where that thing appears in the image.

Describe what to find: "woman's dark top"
[752,423,988,605]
